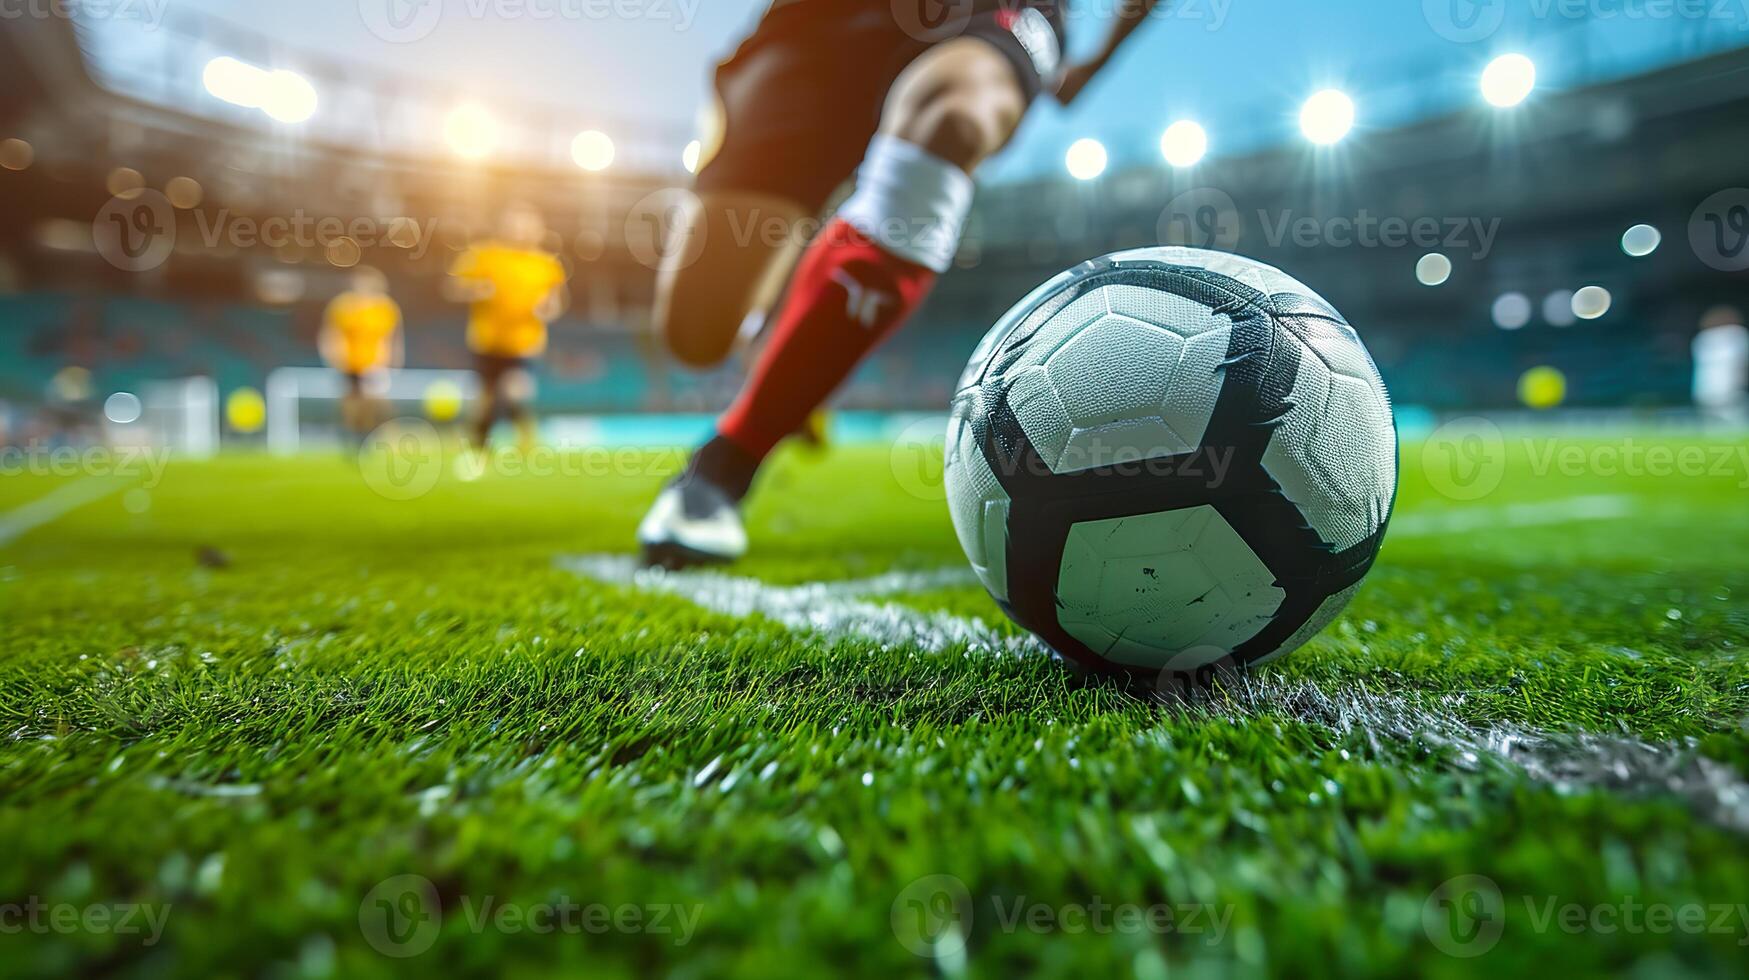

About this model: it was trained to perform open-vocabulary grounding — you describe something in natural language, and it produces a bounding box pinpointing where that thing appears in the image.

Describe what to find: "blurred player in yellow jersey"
[449,205,569,452]
[319,266,403,438]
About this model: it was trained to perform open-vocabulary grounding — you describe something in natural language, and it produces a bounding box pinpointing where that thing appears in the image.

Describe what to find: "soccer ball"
[944,247,1397,674]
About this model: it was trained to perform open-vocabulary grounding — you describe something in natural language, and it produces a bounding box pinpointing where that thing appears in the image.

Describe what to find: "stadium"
[1,0,1746,975]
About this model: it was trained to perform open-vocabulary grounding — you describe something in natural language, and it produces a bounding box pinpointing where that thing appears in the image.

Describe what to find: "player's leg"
[470,357,505,450]
[652,25,840,370]
[640,38,1030,567]
[501,363,539,454]
[707,38,1025,464]
[339,373,367,436]
[652,190,808,369]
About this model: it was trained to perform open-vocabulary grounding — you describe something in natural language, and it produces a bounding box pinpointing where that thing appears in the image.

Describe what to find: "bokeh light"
[1492,291,1532,330]
[1519,366,1568,409]
[1065,138,1108,180]
[226,388,267,433]
[1621,223,1661,257]
[444,103,499,160]
[571,130,615,172]
[106,167,144,200]
[166,176,204,209]
[0,138,32,171]
[424,380,464,423]
[1416,253,1453,286]
[1159,120,1208,168]
[1481,54,1537,108]
[1300,89,1356,145]
[1572,285,1613,320]
[104,391,142,424]
[1543,290,1577,327]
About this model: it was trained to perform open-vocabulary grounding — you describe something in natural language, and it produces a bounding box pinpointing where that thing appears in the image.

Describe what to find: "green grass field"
[3,430,1748,978]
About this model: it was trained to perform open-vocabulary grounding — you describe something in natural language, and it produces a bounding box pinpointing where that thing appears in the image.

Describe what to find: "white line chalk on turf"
[562,555,1044,658]
[564,552,1749,832]
[0,477,131,548]
[1213,675,1749,834]
[1389,493,1635,538]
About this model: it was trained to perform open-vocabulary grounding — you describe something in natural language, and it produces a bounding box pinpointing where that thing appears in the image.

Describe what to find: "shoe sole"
[639,540,739,571]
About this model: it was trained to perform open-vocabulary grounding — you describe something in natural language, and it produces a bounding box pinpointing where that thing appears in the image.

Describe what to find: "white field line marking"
[1390,493,1635,538]
[1212,675,1749,834]
[0,477,131,547]
[563,555,1043,658]
[564,550,1749,832]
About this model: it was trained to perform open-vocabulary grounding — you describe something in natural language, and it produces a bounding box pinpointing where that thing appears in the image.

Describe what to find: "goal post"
[265,367,482,455]
[139,376,222,460]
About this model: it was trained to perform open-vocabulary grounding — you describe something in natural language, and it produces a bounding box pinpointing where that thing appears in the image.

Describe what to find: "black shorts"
[475,354,534,388]
[696,0,1066,214]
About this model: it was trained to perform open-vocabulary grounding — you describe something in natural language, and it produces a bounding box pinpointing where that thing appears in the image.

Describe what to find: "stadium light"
[1492,291,1532,330]
[1065,138,1107,180]
[571,130,615,172]
[1621,224,1661,257]
[682,139,702,174]
[1572,285,1612,320]
[445,103,499,160]
[1299,89,1355,146]
[262,69,318,124]
[1415,253,1452,286]
[204,56,270,109]
[1480,54,1536,108]
[203,58,317,123]
[1159,120,1208,168]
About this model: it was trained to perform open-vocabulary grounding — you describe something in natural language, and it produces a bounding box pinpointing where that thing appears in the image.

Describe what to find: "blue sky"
[175,0,1744,178]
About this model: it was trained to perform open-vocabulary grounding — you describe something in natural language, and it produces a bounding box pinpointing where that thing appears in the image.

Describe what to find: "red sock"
[717,218,937,461]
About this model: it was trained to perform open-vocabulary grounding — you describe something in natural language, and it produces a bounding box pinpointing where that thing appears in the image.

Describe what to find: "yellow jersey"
[450,242,567,358]
[323,292,401,374]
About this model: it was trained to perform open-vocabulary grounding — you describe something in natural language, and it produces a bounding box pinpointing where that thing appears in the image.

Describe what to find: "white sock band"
[836,135,975,274]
